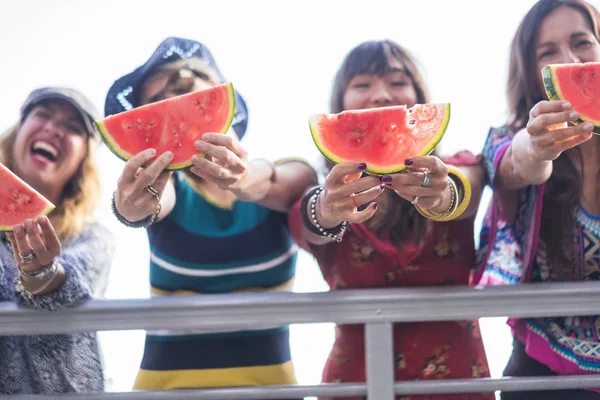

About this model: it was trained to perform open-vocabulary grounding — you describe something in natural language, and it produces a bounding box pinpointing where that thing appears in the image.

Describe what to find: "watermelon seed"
[137,119,143,125]
[409,119,416,125]
[145,138,149,143]
[391,124,397,132]
[149,121,155,127]
[194,101,200,106]
[593,73,597,78]
[12,193,18,200]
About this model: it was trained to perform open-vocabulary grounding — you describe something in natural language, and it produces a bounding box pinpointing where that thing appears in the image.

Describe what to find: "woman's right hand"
[317,162,385,227]
[115,149,174,222]
[525,100,594,161]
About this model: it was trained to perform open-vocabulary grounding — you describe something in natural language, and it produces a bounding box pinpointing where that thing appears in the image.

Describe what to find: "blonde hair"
[0,122,101,243]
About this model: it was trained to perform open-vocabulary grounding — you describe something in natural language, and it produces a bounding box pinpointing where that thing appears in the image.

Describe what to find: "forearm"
[497,129,552,190]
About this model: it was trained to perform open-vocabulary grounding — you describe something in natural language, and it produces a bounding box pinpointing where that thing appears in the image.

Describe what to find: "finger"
[38,215,61,256]
[5,233,20,261]
[334,175,382,197]
[12,224,32,260]
[189,165,210,181]
[191,155,228,179]
[530,100,571,119]
[194,140,242,170]
[201,132,246,158]
[405,156,448,175]
[151,170,174,194]
[536,122,594,147]
[24,220,51,265]
[395,184,447,200]
[386,171,446,189]
[342,202,379,224]
[134,151,174,190]
[529,110,580,135]
[351,184,386,206]
[326,162,368,187]
[121,149,157,184]
[547,131,594,155]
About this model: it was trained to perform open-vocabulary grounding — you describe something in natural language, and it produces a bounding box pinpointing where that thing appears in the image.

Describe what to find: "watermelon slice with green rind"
[0,162,55,231]
[96,82,237,170]
[309,104,450,174]
[542,62,600,135]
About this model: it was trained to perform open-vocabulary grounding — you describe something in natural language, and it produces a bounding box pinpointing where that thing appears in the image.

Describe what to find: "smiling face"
[535,5,600,88]
[12,99,88,195]
[342,58,419,111]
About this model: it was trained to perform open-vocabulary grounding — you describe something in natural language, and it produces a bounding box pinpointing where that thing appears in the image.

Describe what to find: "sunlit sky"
[4,0,598,396]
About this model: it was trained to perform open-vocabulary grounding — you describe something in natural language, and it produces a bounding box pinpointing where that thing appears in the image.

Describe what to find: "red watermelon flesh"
[96,82,236,170]
[0,162,55,231]
[542,62,600,134]
[309,104,450,174]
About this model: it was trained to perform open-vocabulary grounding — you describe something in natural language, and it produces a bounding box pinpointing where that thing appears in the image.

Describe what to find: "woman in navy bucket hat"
[105,37,316,395]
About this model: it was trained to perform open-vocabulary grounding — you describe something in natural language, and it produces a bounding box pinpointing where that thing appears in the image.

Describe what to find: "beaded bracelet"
[300,186,348,242]
[111,191,161,229]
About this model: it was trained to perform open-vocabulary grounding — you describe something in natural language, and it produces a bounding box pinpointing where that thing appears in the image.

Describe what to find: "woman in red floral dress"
[289,40,494,400]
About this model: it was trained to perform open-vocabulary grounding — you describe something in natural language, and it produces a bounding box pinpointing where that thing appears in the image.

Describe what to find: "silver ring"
[19,249,35,264]
[411,196,420,205]
[146,185,160,200]
[421,171,430,187]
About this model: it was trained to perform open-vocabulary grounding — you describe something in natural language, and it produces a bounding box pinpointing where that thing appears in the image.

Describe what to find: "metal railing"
[2,281,600,399]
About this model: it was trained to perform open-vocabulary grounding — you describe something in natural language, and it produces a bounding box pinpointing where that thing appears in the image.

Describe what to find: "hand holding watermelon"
[381,156,451,211]
[189,132,249,190]
[4,215,61,273]
[318,162,384,227]
[115,149,174,223]
[525,100,594,161]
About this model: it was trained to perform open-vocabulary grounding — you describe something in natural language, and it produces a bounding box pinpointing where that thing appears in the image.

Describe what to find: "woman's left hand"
[190,133,249,190]
[5,215,61,272]
[383,156,450,211]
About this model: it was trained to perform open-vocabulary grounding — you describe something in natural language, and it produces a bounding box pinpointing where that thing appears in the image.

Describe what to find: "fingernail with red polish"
[358,163,367,171]
[405,159,413,166]
[382,175,392,183]
[372,202,378,210]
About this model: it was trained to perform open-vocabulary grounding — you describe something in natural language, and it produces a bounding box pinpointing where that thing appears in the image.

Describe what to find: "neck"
[573,134,600,166]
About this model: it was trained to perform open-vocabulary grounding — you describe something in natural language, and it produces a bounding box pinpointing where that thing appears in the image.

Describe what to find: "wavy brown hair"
[0,121,101,243]
[507,0,600,263]
[328,40,432,245]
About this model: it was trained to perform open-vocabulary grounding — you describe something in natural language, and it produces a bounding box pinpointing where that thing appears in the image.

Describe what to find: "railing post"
[365,322,394,400]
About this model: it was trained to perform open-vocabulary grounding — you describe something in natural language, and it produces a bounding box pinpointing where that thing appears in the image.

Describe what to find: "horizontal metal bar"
[5,376,600,399]
[2,282,600,335]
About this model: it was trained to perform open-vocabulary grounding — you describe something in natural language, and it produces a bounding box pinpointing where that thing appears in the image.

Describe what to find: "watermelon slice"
[96,82,236,170]
[0,162,55,231]
[309,104,450,174]
[542,62,600,134]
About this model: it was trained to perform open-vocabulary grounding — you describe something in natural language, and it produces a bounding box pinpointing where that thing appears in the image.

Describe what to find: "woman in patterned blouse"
[289,40,494,400]
[0,87,115,394]
[474,0,600,399]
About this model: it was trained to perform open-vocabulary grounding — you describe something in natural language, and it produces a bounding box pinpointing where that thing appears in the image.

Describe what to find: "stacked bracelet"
[415,177,459,221]
[300,186,348,242]
[111,191,161,229]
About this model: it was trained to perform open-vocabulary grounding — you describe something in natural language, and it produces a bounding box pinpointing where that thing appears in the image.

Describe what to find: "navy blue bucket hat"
[104,37,248,140]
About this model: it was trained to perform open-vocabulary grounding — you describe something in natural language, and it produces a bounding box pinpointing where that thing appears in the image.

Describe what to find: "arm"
[496,100,593,191]
[231,159,318,212]
[15,223,115,311]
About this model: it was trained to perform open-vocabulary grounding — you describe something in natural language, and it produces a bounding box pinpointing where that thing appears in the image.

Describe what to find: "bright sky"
[4,0,599,397]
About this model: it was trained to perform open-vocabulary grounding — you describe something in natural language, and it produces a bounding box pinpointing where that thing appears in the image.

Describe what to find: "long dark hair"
[507,0,600,263]
[328,40,432,245]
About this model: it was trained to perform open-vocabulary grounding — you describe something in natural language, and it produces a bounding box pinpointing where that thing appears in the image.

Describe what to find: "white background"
[3,1,598,397]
